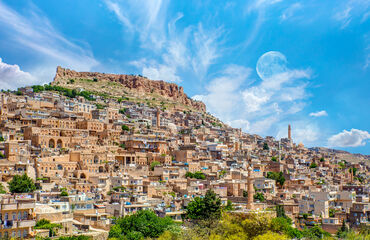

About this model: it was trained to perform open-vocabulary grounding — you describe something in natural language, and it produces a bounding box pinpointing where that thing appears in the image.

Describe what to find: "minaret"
[288,124,292,140]
[156,108,160,128]
[247,166,254,210]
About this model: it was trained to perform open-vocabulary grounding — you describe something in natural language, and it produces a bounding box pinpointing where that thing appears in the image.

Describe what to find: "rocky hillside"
[52,66,206,112]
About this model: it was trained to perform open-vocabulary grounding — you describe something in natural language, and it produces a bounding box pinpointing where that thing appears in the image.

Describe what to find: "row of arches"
[48,139,63,148]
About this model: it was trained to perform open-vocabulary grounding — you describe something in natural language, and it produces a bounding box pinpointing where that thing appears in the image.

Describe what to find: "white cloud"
[309,110,328,117]
[192,65,252,118]
[191,24,223,80]
[333,0,370,29]
[105,0,133,30]
[0,58,37,90]
[107,1,224,82]
[240,51,311,131]
[0,2,99,84]
[193,51,312,140]
[334,6,352,29]
[104,0,168,50]
[226,119,250,132]
[328,129,370,147]
[277,122,320,144]
[142,64,181,83]
[280,3,302,21]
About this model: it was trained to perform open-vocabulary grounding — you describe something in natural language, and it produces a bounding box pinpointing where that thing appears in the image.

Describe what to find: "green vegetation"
[150,161,161,171]
[338,160,346,169]
[35,219,62,237]
[310,162,318,168]
[31,84,95,101]
[266,171,285,187]
[263,142,269,150]
[112,186,126,192]
[271,156,278,162]
[8,173,36,193]
[109,210,174,240]
[0,136,4,141]
[119,108,127,114]
[185,171,206,180]
[60,190,68,196]
[0,183,6,194]
[219,170,227,178]
[349,167,357,176]
[121,125,130,131]
[0,152,5,159]
[223,200,234,211]
[185,189,222,221]
[254,192,265,202]
[95,103,105,109]
[319,157,325,162]
[119,144,126,149]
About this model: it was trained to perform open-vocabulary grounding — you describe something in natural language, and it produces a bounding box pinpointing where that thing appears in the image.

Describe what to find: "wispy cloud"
[328,129,370,147]
[333,0,370,29]
[106,1,224,82]
[193,65,252,121]
[309,110,328,117]
[280,3,302,21]
[0,2,99,83]
[193,51,312,140]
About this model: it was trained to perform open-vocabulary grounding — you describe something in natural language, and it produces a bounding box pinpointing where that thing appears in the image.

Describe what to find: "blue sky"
[0,0,369,154]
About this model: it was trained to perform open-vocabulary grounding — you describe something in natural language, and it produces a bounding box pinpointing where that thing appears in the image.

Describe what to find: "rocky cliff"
[52,66,206,112]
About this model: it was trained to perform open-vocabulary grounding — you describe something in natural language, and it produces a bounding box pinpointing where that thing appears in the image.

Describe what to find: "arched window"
[57,139,63,148]
[48,139,55,148]
[94,155,99,164]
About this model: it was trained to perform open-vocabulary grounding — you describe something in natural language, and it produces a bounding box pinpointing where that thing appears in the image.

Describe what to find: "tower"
[288,124,291,140]
[156,108,160,128]
[247,166,254,210]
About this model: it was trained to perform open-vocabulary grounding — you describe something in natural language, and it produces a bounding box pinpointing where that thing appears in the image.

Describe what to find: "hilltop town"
[0,67,369,239]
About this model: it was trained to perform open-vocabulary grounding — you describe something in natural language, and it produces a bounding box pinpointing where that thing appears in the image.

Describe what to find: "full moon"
[256,51,288,81]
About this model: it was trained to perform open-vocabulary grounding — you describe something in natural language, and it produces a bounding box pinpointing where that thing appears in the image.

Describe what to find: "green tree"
[0,136,4,141]
[8,174,36,193]
[276,205,287,218]
[150,161,161,171]
[186,189,222,221]
[35,219,62,237]
[266,172,285,187]
[254,192,265,202]
[121,125,130,131]
[185,172,194,178]
[61,190,68,196]
[271,156,278,162]
[193,171,206,180]
[302,226,330,239]
[336,221,349,238]
[320,157,325,162]
[310,162,318,168]
[108,210,173,239]
[0,183,6,194]
[263,143,269,150]
[349,167,357,176]
[223,200,234,211]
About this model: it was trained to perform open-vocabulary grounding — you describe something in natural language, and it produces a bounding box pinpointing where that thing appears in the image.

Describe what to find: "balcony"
[18,203,35,209]
[17,220,36,228]
[1,204,18,210]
